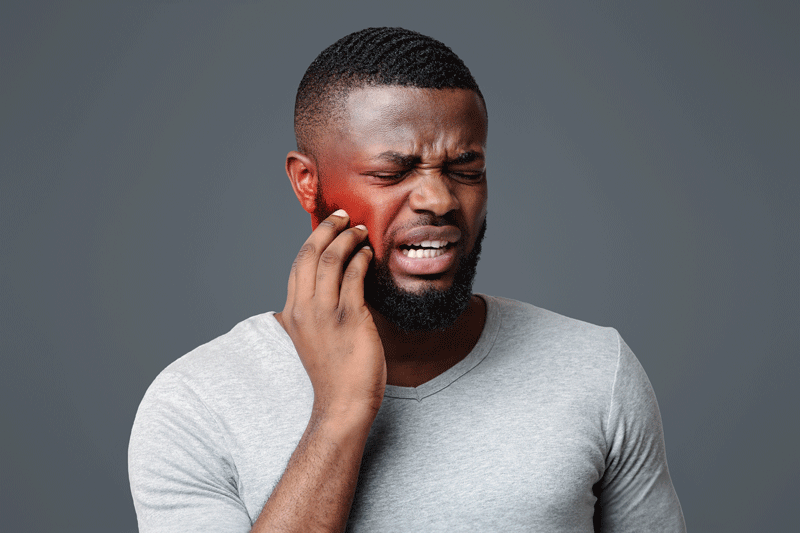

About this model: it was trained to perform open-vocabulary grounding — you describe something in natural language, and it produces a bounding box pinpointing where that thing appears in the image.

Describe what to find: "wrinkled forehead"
[328,86,488,159]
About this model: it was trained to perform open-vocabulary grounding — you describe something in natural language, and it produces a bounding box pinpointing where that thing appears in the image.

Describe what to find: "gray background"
[2,1,797,532]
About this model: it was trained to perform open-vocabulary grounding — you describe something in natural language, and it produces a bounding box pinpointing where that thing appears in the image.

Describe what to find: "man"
[129,27,685,532]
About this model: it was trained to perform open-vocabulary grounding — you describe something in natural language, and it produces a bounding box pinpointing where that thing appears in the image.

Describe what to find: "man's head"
[294,27,484,157]
[286,28,488,332]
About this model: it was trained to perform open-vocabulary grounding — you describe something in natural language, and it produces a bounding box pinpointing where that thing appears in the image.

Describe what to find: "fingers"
[339,245,373,312]
[290,209,349,302]
[315,223,369,306]
[289,209,370,308]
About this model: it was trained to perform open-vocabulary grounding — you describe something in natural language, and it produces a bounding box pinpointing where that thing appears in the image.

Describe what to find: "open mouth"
[399,240,454,259]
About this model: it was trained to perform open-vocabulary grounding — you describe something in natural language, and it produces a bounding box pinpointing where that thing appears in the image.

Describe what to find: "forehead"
[322,86,487,159]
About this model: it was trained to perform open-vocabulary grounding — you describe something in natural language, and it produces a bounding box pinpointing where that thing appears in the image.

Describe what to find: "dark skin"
[253,86,489,532]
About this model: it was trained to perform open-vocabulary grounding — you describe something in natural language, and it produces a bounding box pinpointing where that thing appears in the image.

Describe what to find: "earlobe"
[285,151,319,215]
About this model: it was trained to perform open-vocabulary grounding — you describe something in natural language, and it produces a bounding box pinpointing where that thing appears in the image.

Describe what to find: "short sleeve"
[128,372,254,533]
[596,333,686,532]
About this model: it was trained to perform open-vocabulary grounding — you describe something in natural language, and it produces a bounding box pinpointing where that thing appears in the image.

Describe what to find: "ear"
[285,151,319,216]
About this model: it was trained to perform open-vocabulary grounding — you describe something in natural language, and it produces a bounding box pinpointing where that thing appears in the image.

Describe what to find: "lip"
[397,225,462,246]
[389,225,462,277]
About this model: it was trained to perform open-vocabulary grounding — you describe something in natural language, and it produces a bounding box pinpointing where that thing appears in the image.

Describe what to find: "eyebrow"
[448,151,484,165]
[373,150,484,166]
[373,152,420,166]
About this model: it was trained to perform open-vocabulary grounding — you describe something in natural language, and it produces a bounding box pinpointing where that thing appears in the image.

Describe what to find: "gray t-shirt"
[129,295,685,532]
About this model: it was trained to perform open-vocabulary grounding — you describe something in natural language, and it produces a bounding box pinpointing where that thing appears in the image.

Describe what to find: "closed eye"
[366,168,485,182]
[448,170,486,182]
[369,171,410,181]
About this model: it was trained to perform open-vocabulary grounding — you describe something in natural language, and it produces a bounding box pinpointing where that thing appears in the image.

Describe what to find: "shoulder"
[128,313,297,530]
[480,294,622,371]
[164,312,293,378]
[132,311,309,436]
[150,311,300,396]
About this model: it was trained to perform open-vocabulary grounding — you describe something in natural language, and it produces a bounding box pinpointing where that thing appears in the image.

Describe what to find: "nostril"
[408,179,460,215]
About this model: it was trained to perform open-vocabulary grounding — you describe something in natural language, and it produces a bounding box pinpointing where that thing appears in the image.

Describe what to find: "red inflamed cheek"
[309,193,373,232]
[344,201,371,228]
[329,192,372,227]
[337,196,382,252]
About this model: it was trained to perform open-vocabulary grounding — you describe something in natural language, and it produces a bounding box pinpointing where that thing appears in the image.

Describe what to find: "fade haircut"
[294,27,484,156]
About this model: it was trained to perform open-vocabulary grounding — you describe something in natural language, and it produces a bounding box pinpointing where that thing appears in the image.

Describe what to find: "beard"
[363,218,486,332]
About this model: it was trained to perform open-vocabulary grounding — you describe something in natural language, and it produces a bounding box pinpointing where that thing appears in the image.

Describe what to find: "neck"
[373,294,486,388]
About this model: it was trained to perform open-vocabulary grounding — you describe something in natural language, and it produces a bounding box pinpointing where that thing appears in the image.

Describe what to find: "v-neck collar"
[383,294,501,401]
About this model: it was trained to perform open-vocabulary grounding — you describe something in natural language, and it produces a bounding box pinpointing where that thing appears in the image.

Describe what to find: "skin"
[253,86,489,532]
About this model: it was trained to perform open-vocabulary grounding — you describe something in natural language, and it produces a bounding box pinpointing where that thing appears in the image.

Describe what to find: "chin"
[392,274,455,295]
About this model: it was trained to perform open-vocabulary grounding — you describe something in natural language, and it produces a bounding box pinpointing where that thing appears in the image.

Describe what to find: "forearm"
[251,406,375,533]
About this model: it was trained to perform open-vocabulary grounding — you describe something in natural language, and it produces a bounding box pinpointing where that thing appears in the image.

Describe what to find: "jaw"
[363,218,486,333]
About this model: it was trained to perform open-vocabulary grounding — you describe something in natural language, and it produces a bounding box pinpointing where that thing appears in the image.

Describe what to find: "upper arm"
[128,373,254,533]
[595,333,686,532]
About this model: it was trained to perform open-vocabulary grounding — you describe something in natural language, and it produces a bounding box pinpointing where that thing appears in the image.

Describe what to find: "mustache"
[393,213,459,230]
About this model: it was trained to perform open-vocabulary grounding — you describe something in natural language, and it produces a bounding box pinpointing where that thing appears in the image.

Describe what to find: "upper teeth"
[411,240,447,249]
[401,240,450,259]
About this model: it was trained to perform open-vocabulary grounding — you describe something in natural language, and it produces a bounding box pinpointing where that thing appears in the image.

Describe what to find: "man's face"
[313,86,488,329]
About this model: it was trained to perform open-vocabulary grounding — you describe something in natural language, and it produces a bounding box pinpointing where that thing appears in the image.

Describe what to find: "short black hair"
[294,27,484,156]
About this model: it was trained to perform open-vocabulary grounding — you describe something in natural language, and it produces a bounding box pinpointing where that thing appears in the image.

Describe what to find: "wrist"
[311,397,381,432]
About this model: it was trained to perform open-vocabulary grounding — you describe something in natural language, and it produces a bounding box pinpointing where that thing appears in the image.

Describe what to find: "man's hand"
[254,210,385,532]
[278,208,386,421]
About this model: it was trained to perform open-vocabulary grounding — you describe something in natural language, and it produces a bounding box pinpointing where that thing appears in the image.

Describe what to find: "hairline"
[297,83,488,159]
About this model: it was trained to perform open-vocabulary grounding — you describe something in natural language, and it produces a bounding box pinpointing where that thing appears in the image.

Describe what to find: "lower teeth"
[402,248,445,258]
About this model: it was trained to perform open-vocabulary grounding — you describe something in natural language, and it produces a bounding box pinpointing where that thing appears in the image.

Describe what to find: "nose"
[408,173,460,217]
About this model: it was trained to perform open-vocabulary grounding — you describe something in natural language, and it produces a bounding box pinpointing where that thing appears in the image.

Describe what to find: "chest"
[347,392,607,531]
[229,366,609,530]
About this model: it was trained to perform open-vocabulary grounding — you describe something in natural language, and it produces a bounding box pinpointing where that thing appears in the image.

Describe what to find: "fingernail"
[355,224,367,231]
[332,209,347,217]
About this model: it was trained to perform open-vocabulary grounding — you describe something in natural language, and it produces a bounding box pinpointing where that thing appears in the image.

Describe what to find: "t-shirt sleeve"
[128,371,254,533]
[595,333,686,532]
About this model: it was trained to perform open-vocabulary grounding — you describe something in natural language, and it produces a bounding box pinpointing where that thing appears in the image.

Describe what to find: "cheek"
[310,190,374,230]
[333,195,394,256]
[321,189,373,227]
[341,196,373,228]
